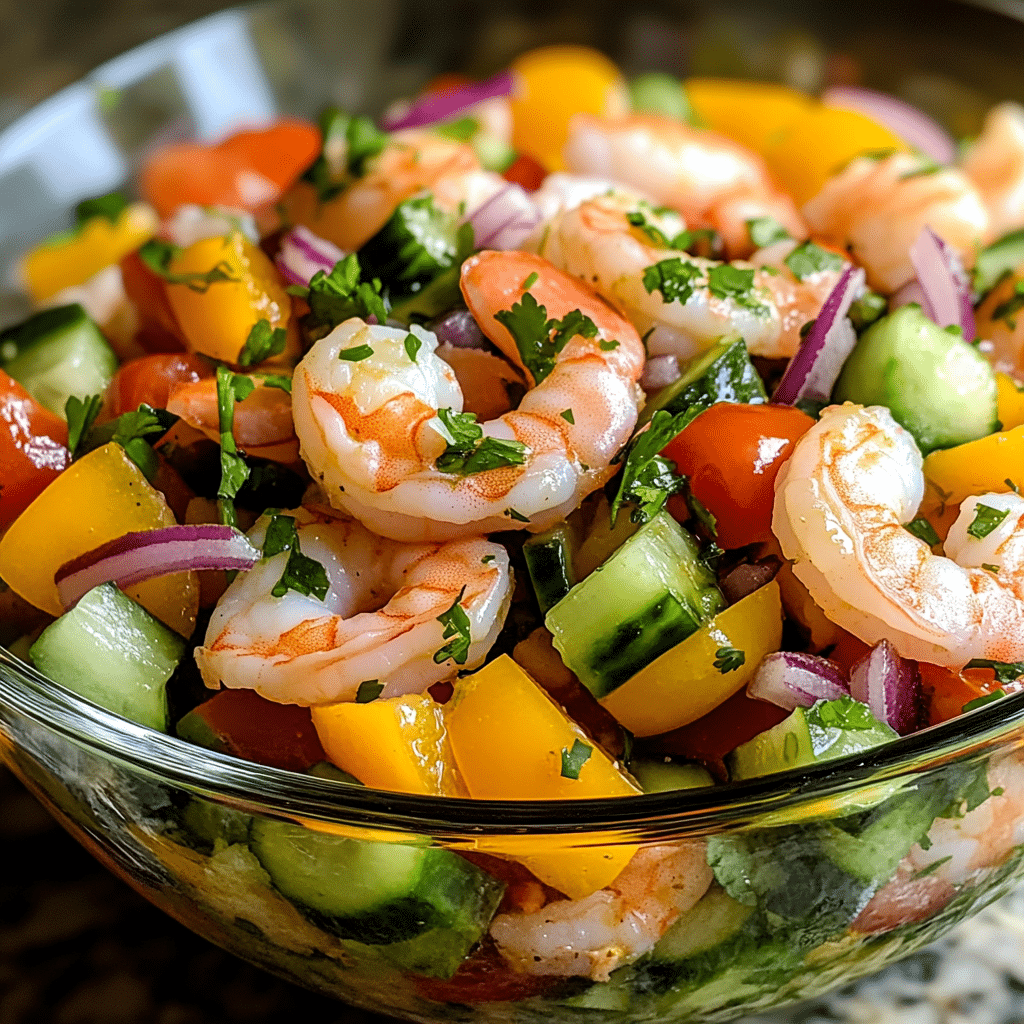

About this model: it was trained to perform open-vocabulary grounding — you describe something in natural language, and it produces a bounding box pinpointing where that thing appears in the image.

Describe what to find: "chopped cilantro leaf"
[493,291,598,383]
[260,373,292,394]
[963,689,1007,713]
[626,208,688,250]
[215,365,252,526]
[338,344,375,362]
[560,739,593,780]
[983,563,1001,574]
[64,394,103,458]
[435,115,479,142]
[434,407,528,475]
[610,408,697,525]
[481,554,496,565]
[714,646,745,673]
[433,586,472,665]
[293,253,388,338]
[964,659,1024,685]
[404,332,422,363]
[1006,478,1020,494]
[967,503,1010,539]
[260,513,331,601]
[642,257,703,305]
[522,271,539,290]
[993,280,1024,328]
[355,680,384,703]
[239,318,287,367]
[138,239,237,293]
[912,856,953,880]
[560,408,575,424]
[707,264,767,313]
[598,338,619,350]
[75,191,129,226]
[905,517,940,546]
[506,507,530,523]
[746,216,791,248]
[78,401,178,481]
[784,241,845,281]
[810,695,878,730]
[301,108,387,203]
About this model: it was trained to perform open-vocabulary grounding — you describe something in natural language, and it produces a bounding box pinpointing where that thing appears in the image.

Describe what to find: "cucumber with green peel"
[523,523,576,613]
[546,512,723,699]
[29,583,183,731]
[631,759,715,792]
[974,228,1024,296]
[638,335,766,429]
[571,494,640,580]
[249,817,505,978]
[832,304,998,454]
[0,304,118,418]
[728,696,897,781]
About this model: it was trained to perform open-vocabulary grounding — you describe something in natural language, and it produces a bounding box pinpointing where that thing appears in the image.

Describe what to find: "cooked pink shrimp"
[537,191,842,360]
[803,152,989,293]
[962,102,1024,239]
[563,112,805,258]
[291,252,645,542]
[489,842,713,982]
[166,375,300,465]
[773,403,1024,666]
[282,130,502,252]
[195,506,512,704]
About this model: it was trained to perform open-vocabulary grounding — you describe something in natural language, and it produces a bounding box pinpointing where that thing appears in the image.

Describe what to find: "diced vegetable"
[0,304,118,418]
[921,423,1024,507]
[546,513,723,699]
[973,227,1024,297]
[599,580,783,736]
[996,372,1024,431]
[311,693,461,795]
[746,650,850,711]
[523,524,576,613]
[630,759,715,792]
[628,73,693,122]
[848,639,923,735]
[29,582,184,731]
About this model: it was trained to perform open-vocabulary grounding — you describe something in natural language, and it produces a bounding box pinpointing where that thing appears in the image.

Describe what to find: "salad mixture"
[6,44,1024,1013]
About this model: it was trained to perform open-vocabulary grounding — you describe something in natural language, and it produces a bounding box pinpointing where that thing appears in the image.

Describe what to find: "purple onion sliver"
[467,183,541,251]
[848,639,922,735]
[277,225,346,288]
[435,310,488,350]
[640,354,681,392]
[822,86,957,165]
[917,226,976,342]
[747,651,850,711]
[772,265,864,405]
[381,70,516,132]
[275,253,309,287]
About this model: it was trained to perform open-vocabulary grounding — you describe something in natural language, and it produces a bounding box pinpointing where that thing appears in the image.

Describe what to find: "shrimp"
[282,130,504,253]
[772,403,1024,666]
[537,191,841,361]
[962,102,1024,239]
[166,375,300,465]
[802,152,989,293]
[291,251,645,542]
[489,842,713,982]
[194,506,512,704]
[563,113,805,258]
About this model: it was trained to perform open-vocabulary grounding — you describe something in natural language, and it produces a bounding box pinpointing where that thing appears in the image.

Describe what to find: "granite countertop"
[5,760,1024,1024]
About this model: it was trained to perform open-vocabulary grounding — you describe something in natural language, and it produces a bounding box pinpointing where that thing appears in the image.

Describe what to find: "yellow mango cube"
[447,655,640,898]
[165,232,293,365]
[922,424,1024,507]
[997,372,1024,431]
[311,693,463,796]
[0,443,197,635]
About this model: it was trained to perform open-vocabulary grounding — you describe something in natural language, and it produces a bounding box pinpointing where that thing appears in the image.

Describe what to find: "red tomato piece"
[503,153,547,191]
[120,250,188,354]
[0,371,70,530]
[141,119,321,218]
[917,662,1015,726]
[182,689,327,772]
[663,403,815,549]
[414,942,564,1004]
[105,352,213,419]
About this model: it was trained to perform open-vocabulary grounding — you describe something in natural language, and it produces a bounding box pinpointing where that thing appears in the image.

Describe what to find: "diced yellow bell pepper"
[997,372,1024,431]
[22,204,159,302]
[599,580,783,737]
[164,232,293,365]
[685,78,814,157]
[311,694,464,796]
[509,46,629,171]
[0,443,197,635]
[922,424,1024,506]
[764,105,910,206]
[446,654,640,899]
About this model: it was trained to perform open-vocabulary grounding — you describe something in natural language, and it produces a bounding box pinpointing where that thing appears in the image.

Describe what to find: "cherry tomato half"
[105,352,213,420]
[663,402,815,549]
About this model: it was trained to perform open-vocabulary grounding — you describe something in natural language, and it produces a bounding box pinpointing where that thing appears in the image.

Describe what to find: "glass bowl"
[4,1,1024,1021]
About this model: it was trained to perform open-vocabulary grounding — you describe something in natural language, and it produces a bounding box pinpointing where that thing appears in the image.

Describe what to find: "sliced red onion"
[55,525,261,610]
[822,86,956,165]
[275,226,347,287]
[849,639,922,736]
[434,309,488,349]
[640,354,681,392]
[465,183,540,251]
[748,651,850,711]
[908,226,976,342]
[772,265,865,405]
[381,71,516,133]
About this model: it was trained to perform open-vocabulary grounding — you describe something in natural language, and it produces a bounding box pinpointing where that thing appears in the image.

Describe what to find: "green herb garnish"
[784,241,845,281]
[138,238,237,293]
[560,739,593,780]
[262,512,331,600]
[404,332,422,363]
[905,517,940,546]
[355,680,385,703]
[434,407,528,476]
[494,292,598,384]
[239,319,287,367]
[75,191,129,226]
[434,586,472,664]
[64,394,103,458]
[964,660,1024,685]
[560,409,575,424]
[714,646,745,673]
[301,108,388,203]
[962,689,1007,713]
[642,256,703,305]
[967,503,1010,539]
[746,216,791,248]
[338,344,375,362]
[292,253,388,337]
[215,365,253,527]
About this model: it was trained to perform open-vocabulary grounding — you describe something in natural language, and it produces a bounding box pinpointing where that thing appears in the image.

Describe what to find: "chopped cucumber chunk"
[631,758,715,792]
[546,512,723,699]
[832,304,998,454]
[0,304,117,418]
[29,582,184,731]
[974,228,1024,296]
[523,523,576,613]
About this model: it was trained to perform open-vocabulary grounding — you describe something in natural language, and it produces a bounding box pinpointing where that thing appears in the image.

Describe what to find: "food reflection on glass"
[7,40,1024,1020]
